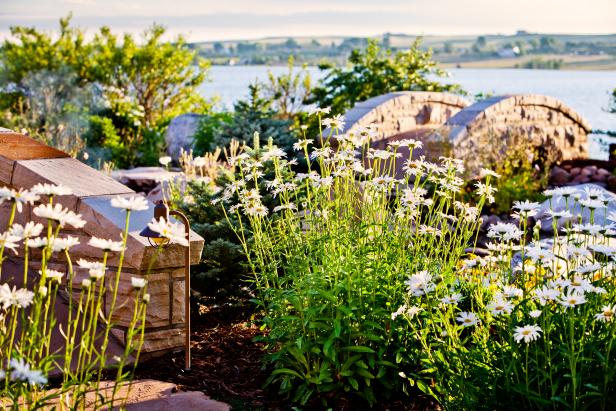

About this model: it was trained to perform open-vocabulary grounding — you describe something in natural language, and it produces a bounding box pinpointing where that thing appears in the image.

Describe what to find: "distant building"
[497,46,521,58]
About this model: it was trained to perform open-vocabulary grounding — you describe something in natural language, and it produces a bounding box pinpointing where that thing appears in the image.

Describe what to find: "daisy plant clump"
[394,186,616,410]
[0,186,156,409]
[221,108,492,405]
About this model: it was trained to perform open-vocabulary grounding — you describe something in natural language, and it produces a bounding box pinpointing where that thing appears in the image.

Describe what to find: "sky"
[0,0,615,42]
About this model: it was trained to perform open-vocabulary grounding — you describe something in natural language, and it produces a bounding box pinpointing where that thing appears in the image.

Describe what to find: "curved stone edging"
[444,94,592,143]
[442,94,591,175]
[342,91,469,141]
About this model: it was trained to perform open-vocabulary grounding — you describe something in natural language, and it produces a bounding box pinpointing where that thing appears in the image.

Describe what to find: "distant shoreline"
[209,62,616,71]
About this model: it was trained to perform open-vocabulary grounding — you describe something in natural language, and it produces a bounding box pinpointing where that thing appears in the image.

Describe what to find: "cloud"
[0,0,614,41]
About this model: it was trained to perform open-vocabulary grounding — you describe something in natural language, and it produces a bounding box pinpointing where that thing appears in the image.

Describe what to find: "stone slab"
[0,155,14,185]
[12,157,133,198]
[8,379,230,411]
[0,132,69,161]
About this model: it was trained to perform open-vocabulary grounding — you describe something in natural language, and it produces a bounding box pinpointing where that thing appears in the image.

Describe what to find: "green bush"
[220,113,487,405]
[0,16,211,167]
[211,84,300,155]
[463,136,551,215]
[192,112,233,155]
[180,175,249,298]
[310,39,463,114]
[178,136,294,299]
[221,110,616,408]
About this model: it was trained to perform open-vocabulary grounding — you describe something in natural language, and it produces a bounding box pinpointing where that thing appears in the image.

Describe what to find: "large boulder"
[165,113,203,159]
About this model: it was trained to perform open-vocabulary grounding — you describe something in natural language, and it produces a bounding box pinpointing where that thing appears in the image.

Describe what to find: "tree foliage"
[262,56,312,119]
[310,39,462,114]
[0,15,210,167]
[210,83,299,155]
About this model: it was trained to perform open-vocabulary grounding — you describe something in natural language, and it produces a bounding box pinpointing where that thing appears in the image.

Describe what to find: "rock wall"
[341,91,469,141]
[0,130,204,356]
[341,93,591,178]
[444,94,591,176]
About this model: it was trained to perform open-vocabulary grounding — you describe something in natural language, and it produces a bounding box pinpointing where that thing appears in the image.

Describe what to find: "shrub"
[179,174,248,298]
[192,112,233,156]
[221,113,487,405]
[310,39,463,115]
[175,136,293,299]
[463,135,551,215]
[0,16,211,167]
[222,111,616,408]
[212,84,300,156]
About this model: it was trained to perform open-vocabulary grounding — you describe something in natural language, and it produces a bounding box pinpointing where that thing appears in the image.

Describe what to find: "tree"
[90,24,209,130]
[0,15,94,109]
[0,16,211,167]
[472,36,487,52]
[310,39,462,114]
[213,41,225,54]
[284,38,300,49]
[213,83,299,155]
[263,56,312,119]
[539,36,556,52]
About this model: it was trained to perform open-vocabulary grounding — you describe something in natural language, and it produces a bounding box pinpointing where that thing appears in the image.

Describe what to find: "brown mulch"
[134,300,278,410]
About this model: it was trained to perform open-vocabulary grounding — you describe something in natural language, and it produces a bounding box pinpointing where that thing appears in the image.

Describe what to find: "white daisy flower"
[480,168,501,179]
[159,156,172,166]
[440,293,464,306]
[404,271,436,297]
[147,217,189,247]
[30,183,72,197]
[529,310,542,318]
[0,231,21,255]
[456,311,479,327]
[131,277,147,289]
[0,284,35,309]
[10,222,44,239]
[110,196,149,212]
[88,237,124,252]
[42,269,64,283]
[9,358,47,385]
[33,203,67,222]
[77,259,105,271]
[50,236,80,252]
[513,324,542,343]
[487,298,514,316]
[25,237,47,249]
[6,189,39,213]
[595,305,615,322]
[559,290,587,309]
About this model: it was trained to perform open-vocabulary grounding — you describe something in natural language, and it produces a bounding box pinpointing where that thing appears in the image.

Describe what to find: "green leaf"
[348,377,359,391]
[271,368,304,379]
[342,346,375,353]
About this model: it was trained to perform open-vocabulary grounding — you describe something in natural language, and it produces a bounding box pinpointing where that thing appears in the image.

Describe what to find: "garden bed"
[134,300,437,410]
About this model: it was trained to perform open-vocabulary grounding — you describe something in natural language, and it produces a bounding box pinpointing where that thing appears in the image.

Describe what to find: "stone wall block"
[171,280,186,324]
[107,272,174,328]
[140,328,184,354]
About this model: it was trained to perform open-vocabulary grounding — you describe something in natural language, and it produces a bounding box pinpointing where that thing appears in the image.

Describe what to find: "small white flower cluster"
[0,358,47,385]
[147,217,189,247]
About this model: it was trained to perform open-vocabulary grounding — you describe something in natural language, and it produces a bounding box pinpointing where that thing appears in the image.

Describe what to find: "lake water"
[198,66,616,158]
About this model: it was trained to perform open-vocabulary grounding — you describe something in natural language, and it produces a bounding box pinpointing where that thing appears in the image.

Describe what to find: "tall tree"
[310,39,462,114]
